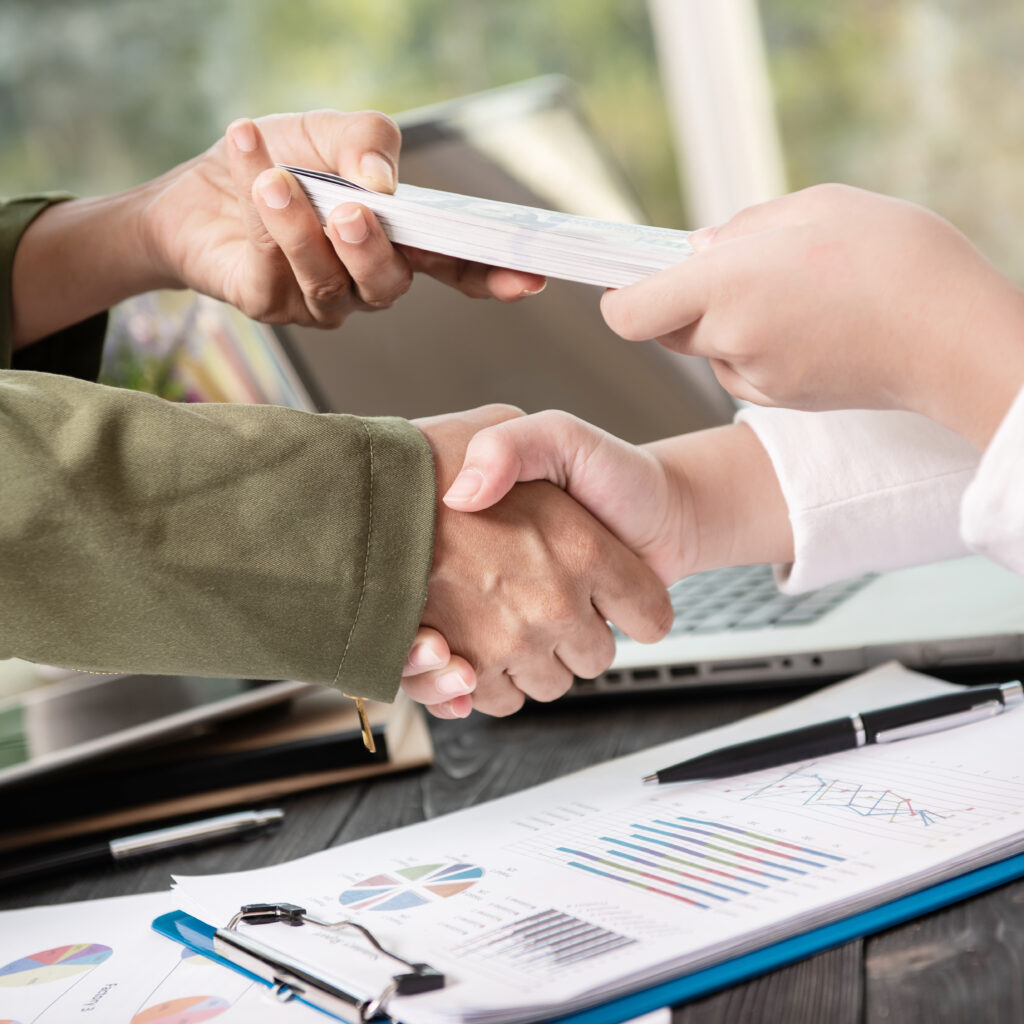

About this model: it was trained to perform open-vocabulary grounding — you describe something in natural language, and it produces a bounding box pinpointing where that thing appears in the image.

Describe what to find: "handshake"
[400,403,791,721]
[14,108,1019,718]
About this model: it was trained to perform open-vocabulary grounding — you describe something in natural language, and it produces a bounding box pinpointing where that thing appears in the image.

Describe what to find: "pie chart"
[0,944,112,987]
[130,995,230,1023]
[339,862,484,911]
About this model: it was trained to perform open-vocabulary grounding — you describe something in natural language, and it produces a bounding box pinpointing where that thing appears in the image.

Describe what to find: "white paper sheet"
[0,890,323,1023]
[169,664,1024,1024]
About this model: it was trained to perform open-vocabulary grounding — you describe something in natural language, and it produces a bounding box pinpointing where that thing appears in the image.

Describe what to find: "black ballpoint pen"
[0,808,284,886]
[643,681,1024,784]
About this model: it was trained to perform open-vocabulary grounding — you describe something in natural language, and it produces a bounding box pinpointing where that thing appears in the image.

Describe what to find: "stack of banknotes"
[283,165,693,289]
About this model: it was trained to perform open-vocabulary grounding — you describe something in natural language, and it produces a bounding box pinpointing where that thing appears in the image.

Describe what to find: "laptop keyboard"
[663,564,875,636]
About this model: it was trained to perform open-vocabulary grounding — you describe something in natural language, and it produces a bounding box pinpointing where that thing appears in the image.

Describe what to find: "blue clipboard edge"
[153,850,1024,1024]
[152,910,342,1020]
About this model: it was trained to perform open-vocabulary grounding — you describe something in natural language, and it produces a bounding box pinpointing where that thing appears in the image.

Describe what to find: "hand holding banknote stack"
[283,165,694,289]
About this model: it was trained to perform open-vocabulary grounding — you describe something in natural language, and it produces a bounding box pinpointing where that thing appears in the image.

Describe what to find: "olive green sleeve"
[1,194,436,702]
[0,371,436,700]
[0,194,108,379]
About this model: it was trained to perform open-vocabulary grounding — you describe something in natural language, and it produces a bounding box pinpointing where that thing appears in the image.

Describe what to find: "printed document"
[171,664,1024,1024]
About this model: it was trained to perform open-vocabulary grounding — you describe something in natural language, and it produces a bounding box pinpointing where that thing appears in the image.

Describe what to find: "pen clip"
[213,902,444,1022]
[343,694,377,754]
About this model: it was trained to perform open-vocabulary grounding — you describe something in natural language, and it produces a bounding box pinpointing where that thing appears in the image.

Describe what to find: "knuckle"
[545,592,578,629]
[536,409,575,434]
[349,110,401,153]
[470,430,513,469]
[525,670,573,703]
[239,293,296,325]
[478,402,525,422]
[359,267,413,309]
[305,270,354,305]
[479,686,526,718]
[806,182,850,203]
[567,526,604,571]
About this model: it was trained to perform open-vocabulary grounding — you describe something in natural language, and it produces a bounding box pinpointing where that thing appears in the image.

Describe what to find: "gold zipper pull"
[344,694,376,754]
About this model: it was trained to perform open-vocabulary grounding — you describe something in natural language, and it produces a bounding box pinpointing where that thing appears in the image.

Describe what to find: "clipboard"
[153,849,1024,1024]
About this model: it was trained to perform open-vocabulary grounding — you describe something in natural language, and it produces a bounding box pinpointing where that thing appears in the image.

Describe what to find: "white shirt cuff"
[737,407,977,592]
[961,385,1024,575]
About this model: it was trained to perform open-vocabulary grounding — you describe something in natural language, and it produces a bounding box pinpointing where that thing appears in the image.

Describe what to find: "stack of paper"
[165,664,1024,1024]
[283,165,694,289]
[1,692,432,853]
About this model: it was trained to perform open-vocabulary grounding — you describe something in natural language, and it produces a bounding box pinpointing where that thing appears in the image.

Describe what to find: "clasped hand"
[402,406,673,719]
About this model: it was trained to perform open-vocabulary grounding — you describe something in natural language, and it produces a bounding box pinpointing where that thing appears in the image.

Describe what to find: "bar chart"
[453,909,635,974]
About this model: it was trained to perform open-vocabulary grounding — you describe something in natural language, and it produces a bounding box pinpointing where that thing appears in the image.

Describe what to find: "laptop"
[270,76,1024,695]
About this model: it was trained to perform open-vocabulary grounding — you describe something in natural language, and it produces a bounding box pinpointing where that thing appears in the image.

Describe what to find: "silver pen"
[0,809,284,886]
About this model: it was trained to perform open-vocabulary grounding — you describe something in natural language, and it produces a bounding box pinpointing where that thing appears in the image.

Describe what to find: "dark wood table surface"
[2,689,1021,1023]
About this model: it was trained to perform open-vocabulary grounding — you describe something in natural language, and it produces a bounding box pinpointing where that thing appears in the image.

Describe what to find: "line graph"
[733,764,962,827]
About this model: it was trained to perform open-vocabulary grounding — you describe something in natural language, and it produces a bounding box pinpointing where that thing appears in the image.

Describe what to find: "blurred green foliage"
[0,0,681,227]
[2,0,1022,277]
[762,0,1024,279]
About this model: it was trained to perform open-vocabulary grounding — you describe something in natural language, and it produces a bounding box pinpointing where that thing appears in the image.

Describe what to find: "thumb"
[443,411,599,511]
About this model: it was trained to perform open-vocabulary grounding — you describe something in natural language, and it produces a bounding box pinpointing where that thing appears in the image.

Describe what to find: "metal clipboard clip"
[213,901,445,1022]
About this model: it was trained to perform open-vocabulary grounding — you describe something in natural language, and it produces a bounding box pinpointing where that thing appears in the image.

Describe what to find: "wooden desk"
[2,689,1021,1023]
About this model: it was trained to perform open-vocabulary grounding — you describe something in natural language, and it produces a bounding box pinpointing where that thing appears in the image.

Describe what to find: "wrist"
[646,424,794,578]
[11,182,175,350]
[909,274,1024,450]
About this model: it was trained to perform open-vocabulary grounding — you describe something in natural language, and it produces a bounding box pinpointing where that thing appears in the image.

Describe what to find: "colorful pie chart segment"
[339,863,484,911]
[0,944,112,987]
[130,994,230,1024]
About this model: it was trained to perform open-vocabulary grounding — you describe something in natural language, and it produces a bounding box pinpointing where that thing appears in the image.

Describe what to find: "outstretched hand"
[141,111,546,328]
[600,184,1024,448]
[12,110,546,350]
[442,411,795,592]
[442,410,686,586]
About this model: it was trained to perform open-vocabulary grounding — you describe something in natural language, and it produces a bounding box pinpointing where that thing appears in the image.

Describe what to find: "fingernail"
[444,468,484,504]
[229,119,257,153]
[518,280,547,298]
[449,697,472,719]
[360,152,396,192]
[408,640,445,670]
[331,205,369,244]
[436,671,471,697]
[441,697,472,719]
[258,170,291,210]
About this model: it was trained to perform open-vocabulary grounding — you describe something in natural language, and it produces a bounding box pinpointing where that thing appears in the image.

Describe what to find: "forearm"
[0,371,436,700]
[644,422,794,578]
[918,275,1024,450]
[10,179,175,350]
